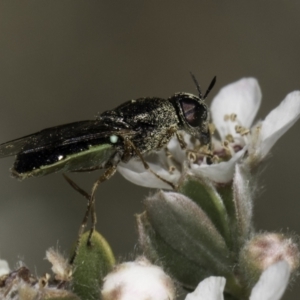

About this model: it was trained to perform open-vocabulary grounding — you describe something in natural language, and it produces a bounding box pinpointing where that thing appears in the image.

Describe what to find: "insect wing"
[0,120,135,179]
[0,120,133,156]
[0,121,93,158]
[0,135,32,158]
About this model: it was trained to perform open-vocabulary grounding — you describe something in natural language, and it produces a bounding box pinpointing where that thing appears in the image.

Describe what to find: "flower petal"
[118,159,180,189]
[211,78,261,140]
[167,135,189,163]
[250,91,300,160]
[117,134,190,189]
[190,148,246,183]
[185,276,225,300]
[249,261,290,300]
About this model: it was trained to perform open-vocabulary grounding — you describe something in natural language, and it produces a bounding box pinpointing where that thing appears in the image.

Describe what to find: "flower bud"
[101,257,175,300]
[138,190,233,288]
[239,233,300,286]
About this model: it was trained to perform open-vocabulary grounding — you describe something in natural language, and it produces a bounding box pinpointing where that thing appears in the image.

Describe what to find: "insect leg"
[63,166,117,263]
[87,165,117,244]
[62,174,92,264]
[157,126,186,150]
[124,138,176,189]
[199,129,213,164]
[175,132,187,149]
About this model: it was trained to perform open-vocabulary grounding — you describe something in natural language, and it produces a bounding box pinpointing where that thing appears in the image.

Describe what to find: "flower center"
[201,113,250,164]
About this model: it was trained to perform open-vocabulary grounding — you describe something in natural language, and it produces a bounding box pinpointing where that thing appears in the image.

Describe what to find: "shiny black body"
[13,121,124,174]
[0,76,215,179]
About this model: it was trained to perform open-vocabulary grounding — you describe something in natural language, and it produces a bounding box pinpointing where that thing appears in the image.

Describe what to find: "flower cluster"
[115,78,300,299]
[1,78,299,300]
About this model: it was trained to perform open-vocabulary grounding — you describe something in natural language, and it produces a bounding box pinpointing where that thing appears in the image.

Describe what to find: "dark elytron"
[0,76,216,180]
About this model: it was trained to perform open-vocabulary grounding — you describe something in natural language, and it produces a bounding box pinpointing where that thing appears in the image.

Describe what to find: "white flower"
[101,257,175,300]
[185,261,290,300]
[185,276,226,300]
[249,261,290,300]
[247,90,300,166]
[118,78,300,188]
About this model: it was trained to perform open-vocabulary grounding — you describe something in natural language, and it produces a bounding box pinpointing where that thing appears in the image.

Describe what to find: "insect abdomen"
[12,143,116,179]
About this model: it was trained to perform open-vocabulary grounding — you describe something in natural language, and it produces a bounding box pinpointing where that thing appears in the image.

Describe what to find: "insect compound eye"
[180,98,207,127]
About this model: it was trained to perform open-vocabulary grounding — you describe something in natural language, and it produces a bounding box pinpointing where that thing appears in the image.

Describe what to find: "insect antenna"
[190,71,203,99]
[203,76,217,99]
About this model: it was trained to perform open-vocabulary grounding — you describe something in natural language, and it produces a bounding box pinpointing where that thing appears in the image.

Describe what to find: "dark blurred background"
[0,1,299,298]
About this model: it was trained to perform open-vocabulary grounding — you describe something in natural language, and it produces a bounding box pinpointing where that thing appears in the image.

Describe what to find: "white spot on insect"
[110,135,118,144]
[58,155,64,161]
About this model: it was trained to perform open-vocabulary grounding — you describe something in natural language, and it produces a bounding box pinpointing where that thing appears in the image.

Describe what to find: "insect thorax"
[98,97,180,155]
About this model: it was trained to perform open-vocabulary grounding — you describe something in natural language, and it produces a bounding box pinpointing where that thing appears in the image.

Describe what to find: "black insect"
[0,74,216,262]
[0,74,216,187]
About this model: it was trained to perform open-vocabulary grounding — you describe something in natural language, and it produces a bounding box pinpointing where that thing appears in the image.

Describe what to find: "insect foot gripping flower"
[101,257,176,300]
[118,78,300,188]
[136,161,300,299]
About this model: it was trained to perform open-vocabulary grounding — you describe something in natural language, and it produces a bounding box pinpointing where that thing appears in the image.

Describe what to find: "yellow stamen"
[235,125,250,136]
[225,134,234,143]
[224,114,230,121]
[230,113,237,122]
[187,151,197,163]
[169,166,176,174]
[209,123,216,135]
[212,155,219,163]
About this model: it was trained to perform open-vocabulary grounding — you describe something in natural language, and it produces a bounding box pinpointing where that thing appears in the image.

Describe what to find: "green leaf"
[178,175,232,249]
[71,231,115,300]
[136,212,214,288]
[144,191,233,277]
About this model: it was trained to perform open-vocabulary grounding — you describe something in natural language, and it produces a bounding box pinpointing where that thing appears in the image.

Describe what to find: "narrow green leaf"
[71,231,115,300]
[179,175,232,249]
